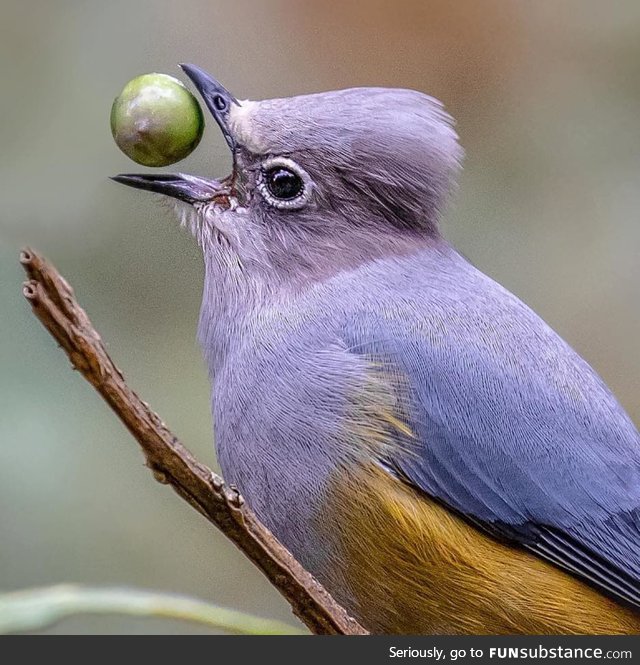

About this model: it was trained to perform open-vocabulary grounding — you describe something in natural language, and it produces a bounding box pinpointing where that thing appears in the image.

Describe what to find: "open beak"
[110,173,227,203]
[112,64,237,204]
[180,63,238,152]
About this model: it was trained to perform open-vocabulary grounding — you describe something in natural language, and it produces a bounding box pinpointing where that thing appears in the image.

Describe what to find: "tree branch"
[20,248,367,636]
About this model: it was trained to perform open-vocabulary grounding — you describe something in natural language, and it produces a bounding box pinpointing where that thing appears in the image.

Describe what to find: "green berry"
[110,73,204,167]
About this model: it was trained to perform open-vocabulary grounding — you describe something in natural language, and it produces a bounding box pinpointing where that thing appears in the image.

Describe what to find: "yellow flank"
[382,411,415,439]
[321,463,640,634]
[342,362,418,462]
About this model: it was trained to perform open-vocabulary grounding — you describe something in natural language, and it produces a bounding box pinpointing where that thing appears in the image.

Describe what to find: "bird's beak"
[179,63,238,152]
[110,173,227,204]
[112,64,238,204]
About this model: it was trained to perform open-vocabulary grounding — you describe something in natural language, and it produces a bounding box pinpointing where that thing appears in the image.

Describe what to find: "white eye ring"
[257,157,313,210]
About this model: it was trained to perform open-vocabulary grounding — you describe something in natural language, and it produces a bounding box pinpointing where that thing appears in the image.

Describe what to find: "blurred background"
[1,0,639,634]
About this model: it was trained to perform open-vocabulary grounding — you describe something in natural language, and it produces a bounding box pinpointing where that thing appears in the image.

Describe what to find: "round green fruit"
[110,73,204,167]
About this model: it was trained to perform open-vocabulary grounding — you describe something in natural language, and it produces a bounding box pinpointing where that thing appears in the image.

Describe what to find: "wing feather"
[338,270,640,610]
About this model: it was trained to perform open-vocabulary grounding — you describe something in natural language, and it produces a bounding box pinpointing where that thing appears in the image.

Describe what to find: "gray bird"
[114,64,640,634]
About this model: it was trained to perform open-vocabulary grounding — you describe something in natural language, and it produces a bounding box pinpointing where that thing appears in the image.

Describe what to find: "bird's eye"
[265,168,303,200]
[257,158,313,210]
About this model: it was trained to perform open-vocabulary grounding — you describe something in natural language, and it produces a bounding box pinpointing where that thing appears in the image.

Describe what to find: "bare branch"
[20,248,367,636]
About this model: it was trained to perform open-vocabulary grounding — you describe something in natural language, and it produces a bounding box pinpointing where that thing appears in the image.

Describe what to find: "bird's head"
[114,64,462,288]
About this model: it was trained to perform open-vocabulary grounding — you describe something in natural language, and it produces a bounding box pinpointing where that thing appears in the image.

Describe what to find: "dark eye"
[258,158,312,209]
[264,167,304,200]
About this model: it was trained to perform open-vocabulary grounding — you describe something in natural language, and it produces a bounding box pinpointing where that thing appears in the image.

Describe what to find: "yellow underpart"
[322,464,640,634]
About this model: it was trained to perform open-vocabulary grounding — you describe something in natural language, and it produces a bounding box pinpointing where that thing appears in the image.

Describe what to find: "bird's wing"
[338,293,640,609]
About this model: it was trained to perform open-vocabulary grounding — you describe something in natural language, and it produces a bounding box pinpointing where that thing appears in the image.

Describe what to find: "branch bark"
[20,248,367,636]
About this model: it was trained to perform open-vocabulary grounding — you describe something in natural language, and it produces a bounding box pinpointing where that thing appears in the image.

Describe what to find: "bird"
[113,64,640,635]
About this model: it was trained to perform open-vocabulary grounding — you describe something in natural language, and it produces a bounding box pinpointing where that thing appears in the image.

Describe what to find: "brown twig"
[20,248,367,636]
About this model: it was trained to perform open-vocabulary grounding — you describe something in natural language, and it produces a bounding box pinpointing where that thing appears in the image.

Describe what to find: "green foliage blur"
[1,0,639,633]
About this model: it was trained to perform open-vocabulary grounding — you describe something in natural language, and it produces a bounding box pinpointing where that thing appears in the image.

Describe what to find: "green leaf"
[0,584,306,635]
